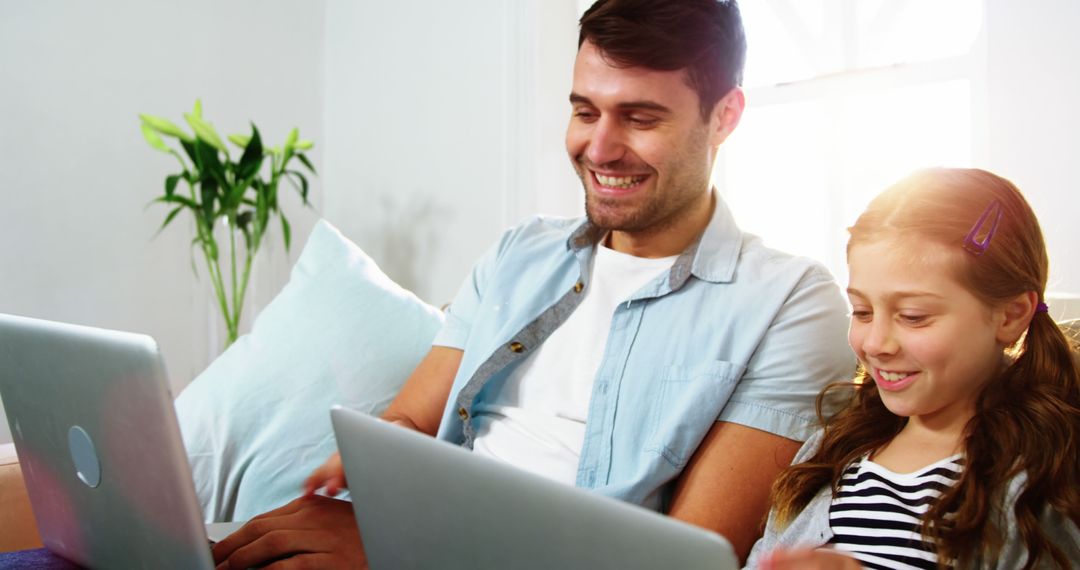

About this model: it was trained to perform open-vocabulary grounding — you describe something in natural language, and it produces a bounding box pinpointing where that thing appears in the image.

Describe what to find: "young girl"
[747,168,1079,569]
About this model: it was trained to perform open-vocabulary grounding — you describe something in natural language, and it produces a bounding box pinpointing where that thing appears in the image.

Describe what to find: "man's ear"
[708,87,745,148]
[997,290,1039,345]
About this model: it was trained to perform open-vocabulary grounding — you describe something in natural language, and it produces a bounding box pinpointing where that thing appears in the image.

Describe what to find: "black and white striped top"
[827,454,964,569]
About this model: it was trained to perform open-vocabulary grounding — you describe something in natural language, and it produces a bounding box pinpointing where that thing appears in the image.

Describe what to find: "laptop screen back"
[330,405,737,570]
[0,314,214,569]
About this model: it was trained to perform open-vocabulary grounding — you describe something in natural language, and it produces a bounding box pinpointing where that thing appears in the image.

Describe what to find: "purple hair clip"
[963,200,1003,256]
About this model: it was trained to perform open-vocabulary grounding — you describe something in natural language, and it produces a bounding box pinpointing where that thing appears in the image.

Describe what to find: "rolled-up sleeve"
[718,265,856,441]
[432,227,515,350]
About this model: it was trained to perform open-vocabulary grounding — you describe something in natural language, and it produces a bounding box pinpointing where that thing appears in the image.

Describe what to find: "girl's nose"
[861,320,898,357]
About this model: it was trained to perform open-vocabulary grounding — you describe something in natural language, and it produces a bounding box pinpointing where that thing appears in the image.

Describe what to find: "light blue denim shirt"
[433,195,854,512]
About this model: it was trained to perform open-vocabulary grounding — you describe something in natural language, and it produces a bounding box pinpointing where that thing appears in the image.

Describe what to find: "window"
[716,0,986,283]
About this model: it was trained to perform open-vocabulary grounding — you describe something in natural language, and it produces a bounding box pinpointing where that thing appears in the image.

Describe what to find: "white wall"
[321,0,580,307]
[0,0,582,446]
[985,0,1080,299]
[0,0,326,444]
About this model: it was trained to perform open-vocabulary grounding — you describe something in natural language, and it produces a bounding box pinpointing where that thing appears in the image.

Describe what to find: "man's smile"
[594,172,647,189]
[590,170,649,193]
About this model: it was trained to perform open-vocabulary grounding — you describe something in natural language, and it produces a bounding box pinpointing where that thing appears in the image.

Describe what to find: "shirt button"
[508,341,525,353]
[573,281,584,293]
[457,407,469,421]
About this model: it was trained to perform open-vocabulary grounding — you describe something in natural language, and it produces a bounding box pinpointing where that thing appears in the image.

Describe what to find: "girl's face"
[846,238,1008,431]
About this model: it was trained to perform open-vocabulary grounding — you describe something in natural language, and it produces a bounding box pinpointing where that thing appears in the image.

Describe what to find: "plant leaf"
[256,184,269,233]
[200,179,219,227]
[153,194,198,209]
[225,184,245,211]
[236,124,264,182]
[194,139,228,190]
[296,153,317,175]
[279,213,292,252]
[184,112,229,154]
[154,205,185,237]
[165,173,183,198]
[286,170,310,205]
[223,126,263,211]
[180,139,201,170]
[141,123,171,152]
[240,223,253,253]
[140,114,194,142]
[236,210,253,230]
[205,236,219,262]
[284,127,299,156]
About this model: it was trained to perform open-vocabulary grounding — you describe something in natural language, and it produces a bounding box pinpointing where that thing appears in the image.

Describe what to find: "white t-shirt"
[471,243,677,484]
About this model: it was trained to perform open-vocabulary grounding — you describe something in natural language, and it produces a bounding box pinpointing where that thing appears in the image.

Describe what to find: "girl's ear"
[996,290,1039,345]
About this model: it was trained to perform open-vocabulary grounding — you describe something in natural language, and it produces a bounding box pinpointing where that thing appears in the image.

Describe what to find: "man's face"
[566,40,724,235]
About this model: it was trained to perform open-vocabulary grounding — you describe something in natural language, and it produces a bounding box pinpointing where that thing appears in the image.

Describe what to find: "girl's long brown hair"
[770,168,1080,568]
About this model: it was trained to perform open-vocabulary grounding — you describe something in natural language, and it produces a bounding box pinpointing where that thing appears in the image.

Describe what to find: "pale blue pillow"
[175,219,443,522]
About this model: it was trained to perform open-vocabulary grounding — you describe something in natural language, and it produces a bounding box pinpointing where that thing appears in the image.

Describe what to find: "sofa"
[0,219,446,551]
[0,443,42,552]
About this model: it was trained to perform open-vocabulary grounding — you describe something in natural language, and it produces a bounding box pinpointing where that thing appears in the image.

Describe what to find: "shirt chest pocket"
[645,360,746,468]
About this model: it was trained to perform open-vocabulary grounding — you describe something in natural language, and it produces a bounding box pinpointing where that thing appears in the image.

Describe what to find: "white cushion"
[175,219,443,522]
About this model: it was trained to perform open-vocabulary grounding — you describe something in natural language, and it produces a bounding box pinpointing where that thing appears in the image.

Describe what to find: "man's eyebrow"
[569,93,671,114]
[569,93,592,106]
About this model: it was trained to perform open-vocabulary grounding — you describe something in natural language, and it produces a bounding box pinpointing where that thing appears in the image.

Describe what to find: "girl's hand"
[303,451,348,497]
[759,548,864,570]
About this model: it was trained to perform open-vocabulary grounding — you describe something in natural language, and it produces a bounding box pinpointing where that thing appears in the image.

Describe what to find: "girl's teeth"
[879,370,912,382]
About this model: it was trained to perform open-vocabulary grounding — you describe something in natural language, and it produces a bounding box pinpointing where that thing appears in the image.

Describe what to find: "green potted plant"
[139,100,316,347]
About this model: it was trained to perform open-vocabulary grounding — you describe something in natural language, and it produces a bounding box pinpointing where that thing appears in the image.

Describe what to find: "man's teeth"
[879,370,913,382]
[595,173,645,188]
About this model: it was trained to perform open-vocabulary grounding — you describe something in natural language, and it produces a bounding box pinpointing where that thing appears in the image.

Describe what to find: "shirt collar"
[565,190,743,287]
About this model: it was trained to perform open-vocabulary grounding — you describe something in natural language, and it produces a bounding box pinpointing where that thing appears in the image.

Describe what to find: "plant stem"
[201,240,233,343]
[228,214,239,343]
[235,242,257,332]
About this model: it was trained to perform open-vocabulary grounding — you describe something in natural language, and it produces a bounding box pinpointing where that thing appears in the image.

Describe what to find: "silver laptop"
[330,405,738,570]
[0,314,242,568]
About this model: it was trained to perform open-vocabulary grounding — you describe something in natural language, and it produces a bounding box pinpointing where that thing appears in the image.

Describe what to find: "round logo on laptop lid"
[68,425,101,488]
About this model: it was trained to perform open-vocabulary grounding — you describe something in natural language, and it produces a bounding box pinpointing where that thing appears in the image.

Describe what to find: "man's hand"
[211,495,365,570]
[303,452,347,497]
[758,548,863,570]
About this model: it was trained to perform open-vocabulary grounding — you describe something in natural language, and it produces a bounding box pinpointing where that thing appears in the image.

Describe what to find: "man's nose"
[584,116,626,167]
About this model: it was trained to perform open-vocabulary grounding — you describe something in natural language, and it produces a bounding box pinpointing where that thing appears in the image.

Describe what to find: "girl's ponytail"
[942,309,1080,568]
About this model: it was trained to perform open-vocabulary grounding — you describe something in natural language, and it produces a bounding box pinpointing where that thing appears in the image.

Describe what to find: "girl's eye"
[899,314,928,325]
[851,310,872,322]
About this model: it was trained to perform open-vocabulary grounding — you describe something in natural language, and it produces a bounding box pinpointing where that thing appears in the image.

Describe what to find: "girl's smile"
[871,368,920,391]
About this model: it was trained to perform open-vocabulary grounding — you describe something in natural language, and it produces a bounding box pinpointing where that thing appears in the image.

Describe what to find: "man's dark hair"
[578,0,746,120]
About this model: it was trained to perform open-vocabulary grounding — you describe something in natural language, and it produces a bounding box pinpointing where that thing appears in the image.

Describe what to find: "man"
[214,0,852,567]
